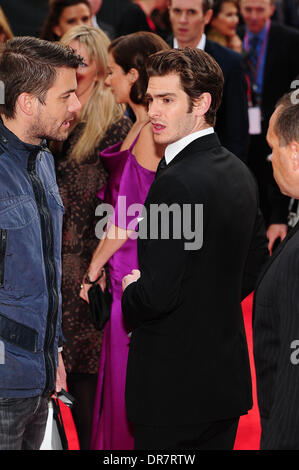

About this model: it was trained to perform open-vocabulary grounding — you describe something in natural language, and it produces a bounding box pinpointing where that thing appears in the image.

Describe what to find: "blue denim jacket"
[0,119,64,398]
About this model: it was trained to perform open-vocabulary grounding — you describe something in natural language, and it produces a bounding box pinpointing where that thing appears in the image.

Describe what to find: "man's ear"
[204,9,214,26]
[16,92,37,117]
[270,3,276,17]
[290,141,299,171]
[193,92,212,118]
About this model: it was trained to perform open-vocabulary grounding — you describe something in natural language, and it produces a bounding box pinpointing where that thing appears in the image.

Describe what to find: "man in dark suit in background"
[166,0,249,162]
[122,47,268,450]
[253,92,299,449]
[1,0,49,37]
[89,0,116,38]
[239,0,299,252]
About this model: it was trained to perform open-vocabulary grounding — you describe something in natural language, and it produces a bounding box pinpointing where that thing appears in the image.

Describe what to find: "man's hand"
[54,352,67,394]
[122,269,141,292]
[266,223,288,255]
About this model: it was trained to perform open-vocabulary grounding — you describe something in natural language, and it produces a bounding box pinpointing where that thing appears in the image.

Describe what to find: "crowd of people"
[0,0,299,452]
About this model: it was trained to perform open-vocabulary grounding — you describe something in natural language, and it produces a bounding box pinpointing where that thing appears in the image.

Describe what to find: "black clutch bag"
[88,284,112,331]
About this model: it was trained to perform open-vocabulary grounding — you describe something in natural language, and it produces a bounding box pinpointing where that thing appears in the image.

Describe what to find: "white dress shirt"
[173,34,207,51]
[165,127,214,165]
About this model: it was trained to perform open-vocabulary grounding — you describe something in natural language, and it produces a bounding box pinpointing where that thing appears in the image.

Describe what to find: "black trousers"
[134,417,240,450]
[67,373,98,450]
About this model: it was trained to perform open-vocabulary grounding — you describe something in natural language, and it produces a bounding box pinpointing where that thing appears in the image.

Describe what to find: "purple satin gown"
[90,131,155,450]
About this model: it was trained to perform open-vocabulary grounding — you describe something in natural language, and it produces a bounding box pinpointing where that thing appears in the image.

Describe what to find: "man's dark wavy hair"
[0,36,84,119]
[146,47,224,126]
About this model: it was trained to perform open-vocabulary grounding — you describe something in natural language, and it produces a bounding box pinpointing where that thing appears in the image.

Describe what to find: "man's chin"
[40,130,69,143]
[153,134,169,146]
[247,23,263,34]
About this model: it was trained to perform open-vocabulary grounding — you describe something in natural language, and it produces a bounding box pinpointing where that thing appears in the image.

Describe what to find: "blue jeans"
[0,396,48,450]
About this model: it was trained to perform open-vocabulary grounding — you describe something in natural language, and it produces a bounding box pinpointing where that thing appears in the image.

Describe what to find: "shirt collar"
[165,127,214,165]
[246,19,270,41]
[173,33,206,51]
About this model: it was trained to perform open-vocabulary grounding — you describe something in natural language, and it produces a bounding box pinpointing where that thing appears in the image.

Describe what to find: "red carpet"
[234,293,261,450]
[61,293,261,451]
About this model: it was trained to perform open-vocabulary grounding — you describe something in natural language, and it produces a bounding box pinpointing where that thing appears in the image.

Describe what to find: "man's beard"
[28,113,73,144]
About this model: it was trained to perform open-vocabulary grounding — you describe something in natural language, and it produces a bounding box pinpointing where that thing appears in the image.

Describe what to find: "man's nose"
[69,93,82,113]
[179,11,188,22]
[148,101,160,118]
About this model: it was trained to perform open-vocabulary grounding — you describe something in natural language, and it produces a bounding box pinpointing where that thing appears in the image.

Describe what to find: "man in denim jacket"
[0,37,82,449]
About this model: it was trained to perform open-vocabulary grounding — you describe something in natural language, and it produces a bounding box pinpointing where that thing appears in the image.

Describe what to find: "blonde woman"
[53,25,131,450]
[81,31,169,451]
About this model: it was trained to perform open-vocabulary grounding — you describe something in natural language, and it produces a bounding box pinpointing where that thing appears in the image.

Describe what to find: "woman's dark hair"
[40,0,91,41]
[108,31,170,106]
[212,0,239,18]
[0,36,84,119]
[146,47,224,126]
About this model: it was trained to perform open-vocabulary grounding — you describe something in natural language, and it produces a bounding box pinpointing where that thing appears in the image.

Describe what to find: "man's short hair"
[274,92,299,146]
[146,47,224,126]
[0,36,84,119]
[169,0,214,13]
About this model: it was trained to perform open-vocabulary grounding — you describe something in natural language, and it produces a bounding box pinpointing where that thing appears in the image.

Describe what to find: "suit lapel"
[167,133,221,170]
[204,39,212,55]
[144,133,221,206]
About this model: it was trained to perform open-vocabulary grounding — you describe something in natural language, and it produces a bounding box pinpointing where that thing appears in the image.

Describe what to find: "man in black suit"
[89,0,116,39]
[1,0,49,37]
[166,0,249,162]
[121,47,268,450]
[239,0,299,252]
[253,92,299,449]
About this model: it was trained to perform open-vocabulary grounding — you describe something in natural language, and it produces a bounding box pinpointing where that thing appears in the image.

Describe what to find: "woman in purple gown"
[79,32,169,450]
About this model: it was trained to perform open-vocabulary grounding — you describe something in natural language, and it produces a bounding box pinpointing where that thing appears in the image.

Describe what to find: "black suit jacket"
[239,21,299,135]
[253,221,299,449]
[239,22,299,225]
[166,35,249,162]
[122,133,269,426]
[115,2,151,37]
[1,0,49,37]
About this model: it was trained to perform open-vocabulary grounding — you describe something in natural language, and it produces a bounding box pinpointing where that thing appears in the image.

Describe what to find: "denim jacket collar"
[0,116,48,168]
